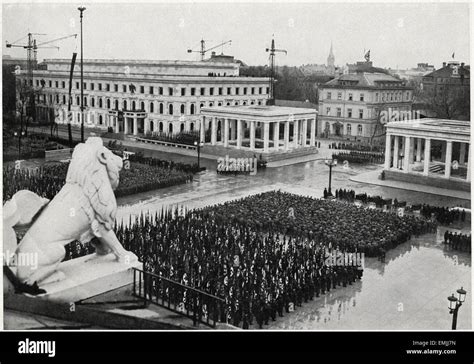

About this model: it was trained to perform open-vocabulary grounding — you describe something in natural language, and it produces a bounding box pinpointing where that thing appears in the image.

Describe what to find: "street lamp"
[447,286,467,330]
[78,6,86,142]
[324,158,338,196]
[13,130,25,158]
[194,140,204,170]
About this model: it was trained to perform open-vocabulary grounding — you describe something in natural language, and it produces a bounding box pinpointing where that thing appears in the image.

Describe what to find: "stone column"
[273,121,280,150]
[224,118,229,147]
[466,144,471,182]
[124,117,129,134]
[459,142,466,165]
[231,120,237,141]
[114,116,120,133]
[263,122,270,153]
[445,141,453,178]
[250,120,256,150]
[237,119,243,149]
[211,117,217,145]
[284,121,290,151]
[403,136,411,172]
[200,116,205,143]
[133,117,138,135]
[423,138,431,176]
[392,135,399,169]
[310,119,316,147]
[384,133,392,169]
[409,137,415,164]
[301,119,308,147]
[416,138,422,162]
[293,119,299,148]
[144,119,150,134]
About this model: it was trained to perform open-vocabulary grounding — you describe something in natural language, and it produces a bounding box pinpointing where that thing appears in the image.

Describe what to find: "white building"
[17,59,269,136]
[384,118,470,191]
[200,105,317,153]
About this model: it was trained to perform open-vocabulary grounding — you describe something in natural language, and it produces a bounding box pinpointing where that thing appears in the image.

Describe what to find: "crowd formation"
[328,142,383,152]
[3,155,198,202]
[332,151,385,164]
[110,191,437,328]
[420,205,467,225]
[443,231,471,252]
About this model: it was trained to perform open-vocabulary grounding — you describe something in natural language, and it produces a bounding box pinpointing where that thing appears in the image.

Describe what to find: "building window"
[48,80,52,87]
[201,87,205,96]
[99,115,103,125]
[99,98,103,108]
[234,101,239,106]
[139,85,144,94]
[180,123,185,132]
[327,92,332,100]
[84,97,88,106]
[191,88,196,96]
[132,101,136,110]
[348,93,353,101]
[228,87,232,95]
[55,94,59,103]
[181,87,186,96]
[149,86,154,94]
[180,104,185,114]
[169,104,173,115]
[375,93,379,102]
[190,122,194,131]
[63,95,66,104]
[244,87,247,95]
[336,108,342,117]
[347,108,352,118]
[123,100,127,110]
[360,93,364,101]
[210,87,214,96]
[169,123,173,133]
[258,87,262,94]
[190,104,195,115]
[159,122,163,132]
[98,83,102,91]
[357,124,363,136]
[122,85,127,92]
[209,102,214,107]
[159,87,163,95]
[219,87,223,96]
[346,123,352,135]
[91,97,95,107]
[359,109,363,119]
[141,101,145,111]
[83,82,87,90]
[150,102,154,113]
[251,87,255,95]
[55,81,59,88]
[226,102,231,106]
[266,87,269,94]
[76,82,80,89]
[76,96,80,105]
[236,87,240,95]
[112,100,116,109]
[337,92,342,100]
[91,83,94,91]
[159,103,164,114]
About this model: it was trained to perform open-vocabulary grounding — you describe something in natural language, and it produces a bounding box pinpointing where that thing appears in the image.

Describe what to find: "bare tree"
[422,85,470,120]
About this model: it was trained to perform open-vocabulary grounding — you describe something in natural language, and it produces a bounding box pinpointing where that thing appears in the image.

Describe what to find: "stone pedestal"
[13,253,142,303]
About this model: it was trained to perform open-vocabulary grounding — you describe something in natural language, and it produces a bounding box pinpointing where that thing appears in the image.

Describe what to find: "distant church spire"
[327,42,335,68]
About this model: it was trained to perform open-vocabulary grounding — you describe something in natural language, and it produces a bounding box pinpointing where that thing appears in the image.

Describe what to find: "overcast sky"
[2,1,471,69]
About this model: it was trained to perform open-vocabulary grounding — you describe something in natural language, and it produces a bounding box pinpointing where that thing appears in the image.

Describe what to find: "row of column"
[384,134,470,181]
[201,117,317,152]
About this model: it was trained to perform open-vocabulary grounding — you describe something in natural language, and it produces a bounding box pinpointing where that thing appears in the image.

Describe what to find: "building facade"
[318,63,414,142]
[383,118,470,191]
[421,61,470,96]
[200,105,317,153]
[16,59,269,136]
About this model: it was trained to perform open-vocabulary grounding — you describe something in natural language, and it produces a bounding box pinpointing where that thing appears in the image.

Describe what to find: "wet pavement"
[114,153,471,330]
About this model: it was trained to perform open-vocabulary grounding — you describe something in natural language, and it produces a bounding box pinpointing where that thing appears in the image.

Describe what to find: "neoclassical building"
[200,105,317,153]
[318,62,414,141]
[384,118,470,191]
[17,59,270,135]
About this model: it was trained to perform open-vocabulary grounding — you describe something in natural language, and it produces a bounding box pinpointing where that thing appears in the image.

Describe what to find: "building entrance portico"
[200,105,317,154]
[108,109,147,135]
[384,119,470,191]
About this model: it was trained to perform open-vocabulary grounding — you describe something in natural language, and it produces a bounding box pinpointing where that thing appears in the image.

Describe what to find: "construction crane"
[6,32,77,122]
[266,37,287,105]
[187,39,232,61]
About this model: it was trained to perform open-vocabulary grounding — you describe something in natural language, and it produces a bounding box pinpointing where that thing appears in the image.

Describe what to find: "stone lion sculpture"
[4,137,137,290]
